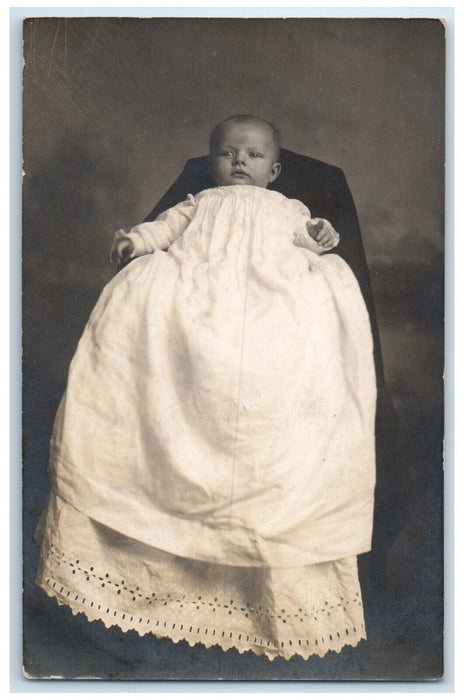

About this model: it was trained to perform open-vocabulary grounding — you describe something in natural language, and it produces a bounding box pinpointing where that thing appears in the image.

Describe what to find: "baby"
[36,115,376,662]
[110,115,339,265]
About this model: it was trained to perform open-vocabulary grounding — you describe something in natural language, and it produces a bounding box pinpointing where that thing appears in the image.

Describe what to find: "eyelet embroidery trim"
[38,543,365,660]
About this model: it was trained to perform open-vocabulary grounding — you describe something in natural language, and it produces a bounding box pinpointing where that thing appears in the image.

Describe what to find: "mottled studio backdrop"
[23,18,444,680]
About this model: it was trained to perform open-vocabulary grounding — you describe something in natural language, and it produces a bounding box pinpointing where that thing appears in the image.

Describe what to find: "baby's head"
[209,115,281,188]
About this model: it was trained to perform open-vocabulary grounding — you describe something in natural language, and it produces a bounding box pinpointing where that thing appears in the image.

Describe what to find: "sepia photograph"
[22,16,445,681]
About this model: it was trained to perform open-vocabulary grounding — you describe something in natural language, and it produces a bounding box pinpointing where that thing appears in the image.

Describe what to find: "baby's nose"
[233,154,246,165]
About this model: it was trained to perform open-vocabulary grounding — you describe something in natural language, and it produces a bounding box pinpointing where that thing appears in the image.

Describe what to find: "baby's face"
[210,122,281,188]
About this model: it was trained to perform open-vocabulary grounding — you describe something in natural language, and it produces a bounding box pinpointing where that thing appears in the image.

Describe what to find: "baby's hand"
[306,218,339,249]
[109,229,135,265]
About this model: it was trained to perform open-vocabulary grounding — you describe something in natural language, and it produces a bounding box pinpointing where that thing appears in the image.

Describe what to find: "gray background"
[22,17,444,680]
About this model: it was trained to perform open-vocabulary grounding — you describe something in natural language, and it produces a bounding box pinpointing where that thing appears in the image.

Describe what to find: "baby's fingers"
[109,242,123,264]
[109,238,132,264]
[109,243,119,264]
[318,231,334,247]
[307,219,324,241]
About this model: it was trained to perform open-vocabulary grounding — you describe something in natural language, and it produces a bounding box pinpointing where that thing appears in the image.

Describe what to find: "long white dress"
[36,185,376,661]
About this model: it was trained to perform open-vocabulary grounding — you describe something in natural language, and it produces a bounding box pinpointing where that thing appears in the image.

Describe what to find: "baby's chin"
[214,179,267,189]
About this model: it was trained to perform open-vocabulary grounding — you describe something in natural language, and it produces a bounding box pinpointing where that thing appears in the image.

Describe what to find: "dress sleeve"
[125,194,196,256]
[290,199,340,256]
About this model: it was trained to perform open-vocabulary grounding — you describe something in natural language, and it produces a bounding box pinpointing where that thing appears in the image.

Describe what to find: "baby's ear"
[269,162,281,183]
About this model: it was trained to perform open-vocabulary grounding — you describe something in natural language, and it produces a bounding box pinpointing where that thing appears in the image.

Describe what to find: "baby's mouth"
[231,170,249,178]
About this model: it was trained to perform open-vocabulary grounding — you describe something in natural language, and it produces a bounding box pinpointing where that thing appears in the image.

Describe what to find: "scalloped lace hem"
[37,575,366,662]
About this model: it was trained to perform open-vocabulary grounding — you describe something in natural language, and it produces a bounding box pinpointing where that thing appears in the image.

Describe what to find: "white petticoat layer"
[36,494,366,661]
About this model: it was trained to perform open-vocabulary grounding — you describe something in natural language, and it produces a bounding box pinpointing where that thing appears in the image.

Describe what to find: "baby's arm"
[294,217,340,256]
[110,195,196,265]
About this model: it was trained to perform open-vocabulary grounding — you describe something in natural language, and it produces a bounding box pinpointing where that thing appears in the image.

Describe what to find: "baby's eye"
[220,151,234,157]
[249,152,263,158]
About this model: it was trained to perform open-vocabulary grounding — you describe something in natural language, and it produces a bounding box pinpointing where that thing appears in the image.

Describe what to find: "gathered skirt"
[36,187,375,661]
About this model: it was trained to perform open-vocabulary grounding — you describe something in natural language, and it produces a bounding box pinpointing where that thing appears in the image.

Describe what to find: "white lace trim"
[36,544,366,662]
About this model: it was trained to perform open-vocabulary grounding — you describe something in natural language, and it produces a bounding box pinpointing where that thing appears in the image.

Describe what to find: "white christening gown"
[36,185,376,660]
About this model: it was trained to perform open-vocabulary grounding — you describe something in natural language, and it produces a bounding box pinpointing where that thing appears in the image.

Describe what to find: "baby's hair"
[209,115,281,161]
